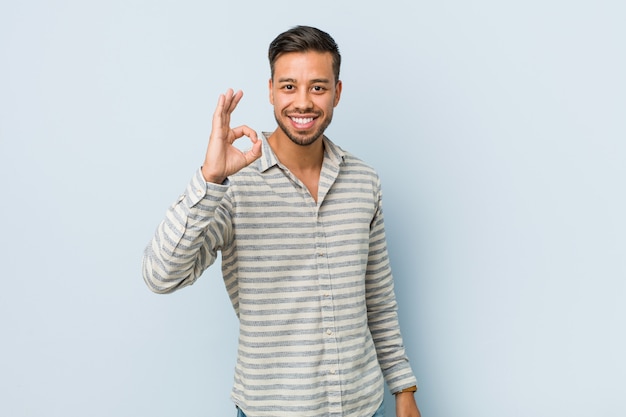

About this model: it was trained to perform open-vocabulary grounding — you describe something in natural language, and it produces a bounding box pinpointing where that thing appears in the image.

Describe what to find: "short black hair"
[268,25,341,83]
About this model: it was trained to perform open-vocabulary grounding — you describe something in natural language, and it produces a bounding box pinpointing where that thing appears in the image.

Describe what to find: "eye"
[282,85,294,91]
[312,86,326,93]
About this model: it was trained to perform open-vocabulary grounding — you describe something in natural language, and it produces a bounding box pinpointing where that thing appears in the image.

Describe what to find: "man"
[143,25,421,417]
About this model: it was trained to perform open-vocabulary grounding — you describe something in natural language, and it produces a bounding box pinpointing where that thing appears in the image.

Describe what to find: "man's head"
[268,27,343,147]
[268,26,341,84]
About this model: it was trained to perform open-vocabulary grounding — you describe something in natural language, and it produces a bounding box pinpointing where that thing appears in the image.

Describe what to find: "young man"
[143,26,421,417]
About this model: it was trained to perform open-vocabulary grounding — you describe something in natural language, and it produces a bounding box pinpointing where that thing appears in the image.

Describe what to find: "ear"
[333,80,342,107]
[269,78,274,105]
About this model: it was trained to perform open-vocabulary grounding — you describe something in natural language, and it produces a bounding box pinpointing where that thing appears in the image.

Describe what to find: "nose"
[293,89,313,112]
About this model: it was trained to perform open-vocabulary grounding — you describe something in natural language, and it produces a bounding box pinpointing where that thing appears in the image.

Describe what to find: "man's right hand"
[201,89,262,184]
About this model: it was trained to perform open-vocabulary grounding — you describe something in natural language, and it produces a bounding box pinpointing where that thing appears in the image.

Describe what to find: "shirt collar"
[259,131,346,173]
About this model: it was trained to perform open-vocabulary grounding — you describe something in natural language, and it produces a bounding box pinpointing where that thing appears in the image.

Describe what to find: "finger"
[212,92,228,128]
[220,88,242,117]
[243,139,263,164]
[230,125,259,142]
[226,90,244,114]
[214,89,242,132]
[239,131,262,164]
[220,88,234,114]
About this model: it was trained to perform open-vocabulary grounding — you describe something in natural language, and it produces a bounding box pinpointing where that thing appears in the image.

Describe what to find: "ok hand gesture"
[201,89,262,184]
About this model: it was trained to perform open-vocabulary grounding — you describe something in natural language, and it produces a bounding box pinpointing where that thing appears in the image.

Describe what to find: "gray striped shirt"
[143,134,417,417]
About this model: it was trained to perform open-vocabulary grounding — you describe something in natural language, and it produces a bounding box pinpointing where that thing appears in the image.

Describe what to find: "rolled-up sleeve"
[365,180,418,393]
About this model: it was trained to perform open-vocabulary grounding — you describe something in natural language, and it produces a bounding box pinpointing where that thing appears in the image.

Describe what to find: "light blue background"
[1,1,624,416]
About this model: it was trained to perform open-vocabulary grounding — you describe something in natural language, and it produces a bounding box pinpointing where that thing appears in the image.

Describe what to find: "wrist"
[394,385,417,395]
[201,166,225,184]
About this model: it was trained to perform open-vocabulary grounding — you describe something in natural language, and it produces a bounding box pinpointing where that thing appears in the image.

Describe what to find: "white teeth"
[291,117,313,124]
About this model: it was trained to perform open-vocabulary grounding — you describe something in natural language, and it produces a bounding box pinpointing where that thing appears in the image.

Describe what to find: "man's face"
[269,51,342,146]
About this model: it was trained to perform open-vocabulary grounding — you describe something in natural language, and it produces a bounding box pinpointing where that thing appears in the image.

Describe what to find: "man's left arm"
[365,178,421,416]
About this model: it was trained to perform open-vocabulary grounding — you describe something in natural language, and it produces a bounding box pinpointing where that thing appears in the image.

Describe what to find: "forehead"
[273,51,335,81]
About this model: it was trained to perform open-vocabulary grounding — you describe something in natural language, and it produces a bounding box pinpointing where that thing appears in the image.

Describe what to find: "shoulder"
[329,140,382,186]
[342,149,378,176]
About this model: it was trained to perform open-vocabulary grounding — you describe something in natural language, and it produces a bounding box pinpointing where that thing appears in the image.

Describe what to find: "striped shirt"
[142,134,417,417]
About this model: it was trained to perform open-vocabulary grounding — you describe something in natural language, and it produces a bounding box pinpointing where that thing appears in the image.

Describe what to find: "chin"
[276,117,326,147]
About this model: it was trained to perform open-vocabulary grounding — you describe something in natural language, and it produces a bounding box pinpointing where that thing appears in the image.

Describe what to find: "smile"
[290,116,314,124]
[289,116,316,129]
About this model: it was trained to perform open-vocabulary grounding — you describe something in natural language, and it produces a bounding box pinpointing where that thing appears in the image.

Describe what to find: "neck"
[267,129,325,172]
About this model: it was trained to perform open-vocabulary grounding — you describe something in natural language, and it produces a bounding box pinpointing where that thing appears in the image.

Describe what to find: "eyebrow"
[277,77,331,84]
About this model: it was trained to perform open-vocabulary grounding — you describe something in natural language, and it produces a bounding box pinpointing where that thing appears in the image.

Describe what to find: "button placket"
[315,212,342,416]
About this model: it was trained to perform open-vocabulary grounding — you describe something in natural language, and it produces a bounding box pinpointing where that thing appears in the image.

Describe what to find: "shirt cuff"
[183,168,229,208]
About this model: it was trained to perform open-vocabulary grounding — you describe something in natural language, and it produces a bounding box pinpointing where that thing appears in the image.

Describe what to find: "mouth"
[289,115,316,129]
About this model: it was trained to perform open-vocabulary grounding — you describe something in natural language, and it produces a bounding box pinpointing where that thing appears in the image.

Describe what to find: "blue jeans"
[236,400,385,417]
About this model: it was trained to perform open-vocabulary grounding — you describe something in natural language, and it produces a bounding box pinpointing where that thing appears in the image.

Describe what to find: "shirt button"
[326,329,333,335]
[196,188,203,195]
[330,368,336,374]
[318,252,324,257]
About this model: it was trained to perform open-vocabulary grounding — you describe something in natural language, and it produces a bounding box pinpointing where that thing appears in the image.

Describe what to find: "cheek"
[322,97,336,111]
[274,96,293,111]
